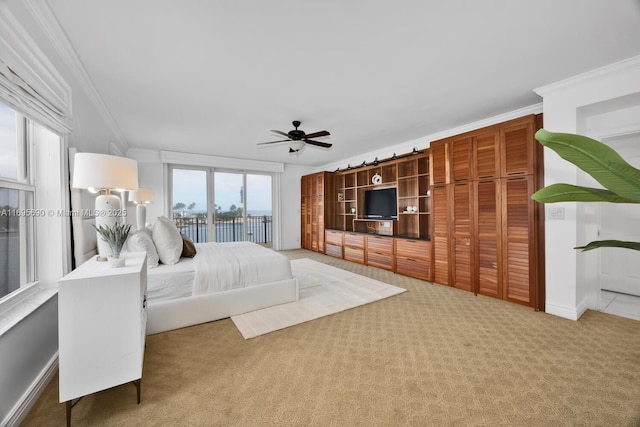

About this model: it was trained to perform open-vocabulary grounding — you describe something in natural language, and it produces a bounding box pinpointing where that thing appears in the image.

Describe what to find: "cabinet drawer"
[325,230,343,246]
[367,251,393,271]
[396,257,430,281]
[344,233,365,248]
[395,238,430,260]
[367,235,393,254]
[344,246,365,264]
[325,243,343,258]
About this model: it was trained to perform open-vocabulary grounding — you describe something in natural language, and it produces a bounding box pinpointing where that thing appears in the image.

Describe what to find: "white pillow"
[151,216,183,265]
[127,229,160,268]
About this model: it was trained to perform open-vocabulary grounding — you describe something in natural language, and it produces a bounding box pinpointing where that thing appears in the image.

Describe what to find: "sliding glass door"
[213,171,243,243]
[171,168,212,242]
[171,167,272,245]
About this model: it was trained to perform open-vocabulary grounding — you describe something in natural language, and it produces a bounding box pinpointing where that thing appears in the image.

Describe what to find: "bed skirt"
[146,277,299,335]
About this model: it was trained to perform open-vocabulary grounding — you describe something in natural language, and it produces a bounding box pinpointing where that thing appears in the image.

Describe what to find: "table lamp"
[72,153,139,258]
[129,188,154,230]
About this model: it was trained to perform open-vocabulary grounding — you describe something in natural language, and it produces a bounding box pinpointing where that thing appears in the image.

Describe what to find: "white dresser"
[58,251,147,423]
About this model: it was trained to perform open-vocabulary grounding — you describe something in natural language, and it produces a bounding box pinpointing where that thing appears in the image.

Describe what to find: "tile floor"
[600,290,640,320]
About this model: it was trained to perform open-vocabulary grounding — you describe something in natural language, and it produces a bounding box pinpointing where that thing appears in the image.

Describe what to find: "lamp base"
[136,204,147,231]
[95,194,121,257]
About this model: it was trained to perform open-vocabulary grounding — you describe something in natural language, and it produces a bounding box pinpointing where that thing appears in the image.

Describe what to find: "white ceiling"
[47,0,640,167]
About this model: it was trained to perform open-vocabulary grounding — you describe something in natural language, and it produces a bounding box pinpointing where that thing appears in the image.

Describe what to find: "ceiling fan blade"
[304,139,332,148]
[257,139,290,145]
[270,130,291,138]
[303,130,330,139]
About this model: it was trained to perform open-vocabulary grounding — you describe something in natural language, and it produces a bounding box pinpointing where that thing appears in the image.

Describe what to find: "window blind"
[0,57,71,135]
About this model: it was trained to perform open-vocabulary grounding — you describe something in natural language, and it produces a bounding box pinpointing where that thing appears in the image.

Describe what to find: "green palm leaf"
[535,129,640,203]
[575,240,640,252]
[531,184,637,203]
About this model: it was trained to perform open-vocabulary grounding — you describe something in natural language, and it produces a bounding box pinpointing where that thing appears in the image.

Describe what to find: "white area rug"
[231,258,407,339]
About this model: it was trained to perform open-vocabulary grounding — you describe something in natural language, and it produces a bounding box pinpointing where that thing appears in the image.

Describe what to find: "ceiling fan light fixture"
[290,140,305,151]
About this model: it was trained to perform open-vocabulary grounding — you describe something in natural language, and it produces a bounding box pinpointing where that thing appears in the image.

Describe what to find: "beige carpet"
[232,258,406,338]
[21,249,640,426]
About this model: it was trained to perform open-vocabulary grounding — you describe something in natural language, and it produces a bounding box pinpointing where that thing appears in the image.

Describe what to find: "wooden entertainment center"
[301,114,545,310]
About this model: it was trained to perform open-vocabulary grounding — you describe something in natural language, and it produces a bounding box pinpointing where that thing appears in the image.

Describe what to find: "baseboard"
[545,301,588,321]
[3,352,58,427]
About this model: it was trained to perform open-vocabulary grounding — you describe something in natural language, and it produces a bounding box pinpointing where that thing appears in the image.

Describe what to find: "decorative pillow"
[181,234,197,258]
[151,216,183,265]
[127,229,160,268]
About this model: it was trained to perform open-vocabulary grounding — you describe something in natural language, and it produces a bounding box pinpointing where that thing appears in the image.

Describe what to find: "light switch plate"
[549,207,565,220]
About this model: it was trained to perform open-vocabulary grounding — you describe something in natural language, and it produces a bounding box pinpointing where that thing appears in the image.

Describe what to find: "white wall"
[0,2,130,425]
[535,55,640,320]
[127,148,314,250]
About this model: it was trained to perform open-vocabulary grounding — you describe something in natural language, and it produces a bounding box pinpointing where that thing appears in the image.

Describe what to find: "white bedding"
[146,241,292,302]
[193,241,292,294]
[147,256,195,302]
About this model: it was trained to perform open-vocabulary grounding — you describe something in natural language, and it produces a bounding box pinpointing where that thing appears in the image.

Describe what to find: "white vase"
[108,254,126,268]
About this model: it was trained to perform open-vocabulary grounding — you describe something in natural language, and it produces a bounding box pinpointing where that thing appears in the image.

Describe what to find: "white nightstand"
[58,251,147,425]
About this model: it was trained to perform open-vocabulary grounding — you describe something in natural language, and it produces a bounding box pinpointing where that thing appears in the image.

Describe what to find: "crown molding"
[535,55,640,97]
[23,0,129,153]
[160,150,285,173]
[319,103,543,172]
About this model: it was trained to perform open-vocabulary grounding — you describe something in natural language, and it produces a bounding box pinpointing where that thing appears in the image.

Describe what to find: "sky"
[172,168,272,215]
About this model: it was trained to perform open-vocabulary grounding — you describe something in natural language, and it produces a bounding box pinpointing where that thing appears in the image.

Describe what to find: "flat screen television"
[363,187,397,219]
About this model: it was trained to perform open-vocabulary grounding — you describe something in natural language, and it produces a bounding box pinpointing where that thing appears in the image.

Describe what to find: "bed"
[144,240,298,335]
[70,204,298,335]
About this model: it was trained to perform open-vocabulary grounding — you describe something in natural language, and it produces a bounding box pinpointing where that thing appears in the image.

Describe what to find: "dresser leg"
[134,379,141,404]
[66,400,71,427]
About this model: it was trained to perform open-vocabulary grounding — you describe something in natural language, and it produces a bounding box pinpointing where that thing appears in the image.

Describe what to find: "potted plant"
[531,129,640,251]
[94,222,132,267]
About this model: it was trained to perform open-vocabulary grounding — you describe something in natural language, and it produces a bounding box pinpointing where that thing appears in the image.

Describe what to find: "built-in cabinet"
[429,114,544,309]
[315,151,432,280]
[301,171,332,252]
[301,114,544,310]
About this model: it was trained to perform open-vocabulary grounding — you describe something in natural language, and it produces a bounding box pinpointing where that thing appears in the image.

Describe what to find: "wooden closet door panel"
[501,119,535,177]
[431,142,448,185]
[476,180,501,298]
[432,185,449,285]
[452,183,473,291]
[475,131,500,179]
[450,137,472,183]
[502,176,535,306]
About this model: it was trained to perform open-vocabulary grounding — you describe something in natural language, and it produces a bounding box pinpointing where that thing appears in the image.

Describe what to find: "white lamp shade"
[72,153,139,191]
[129,188,154,204]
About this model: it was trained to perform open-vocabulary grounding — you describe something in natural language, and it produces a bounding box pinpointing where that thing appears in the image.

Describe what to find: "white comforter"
[192,241,292,295]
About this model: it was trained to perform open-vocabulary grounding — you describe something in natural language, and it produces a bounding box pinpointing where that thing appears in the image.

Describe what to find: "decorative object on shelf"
[72,153,139,258]
[333,148,425,172]
[350,207,356,214]
[129,188,154,230]
[94,222,132,267]
[337,193,344,201]
[371,173,382,185]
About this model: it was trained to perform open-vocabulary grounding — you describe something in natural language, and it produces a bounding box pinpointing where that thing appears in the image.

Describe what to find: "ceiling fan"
[258,120,332,153]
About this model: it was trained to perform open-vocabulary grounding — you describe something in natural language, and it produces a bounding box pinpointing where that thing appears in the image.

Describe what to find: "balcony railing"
[173,215,272,244]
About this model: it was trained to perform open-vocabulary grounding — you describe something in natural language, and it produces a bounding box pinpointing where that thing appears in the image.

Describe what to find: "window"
[170,166,273,245]
[0,102,35,299]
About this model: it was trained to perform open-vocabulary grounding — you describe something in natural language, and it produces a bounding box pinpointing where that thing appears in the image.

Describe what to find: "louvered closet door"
[451,182,473,292]
[502,176,535,306]
[450,137,472,182]
[431,142,448,185]
[475,179,501,298]
[432,185,449,285]
[501,120,535,177]
[474,131,500,179]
